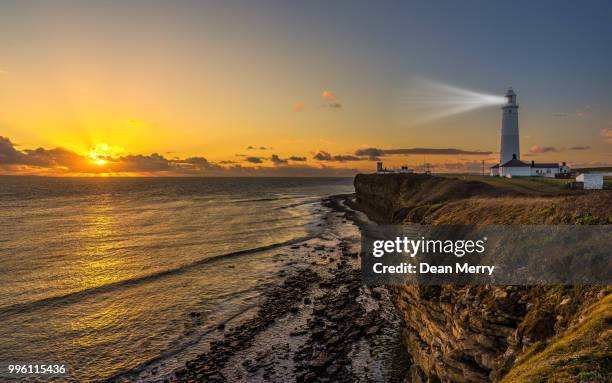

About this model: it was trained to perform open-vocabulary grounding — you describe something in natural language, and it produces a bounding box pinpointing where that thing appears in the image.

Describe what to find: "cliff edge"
[354,173,611,383]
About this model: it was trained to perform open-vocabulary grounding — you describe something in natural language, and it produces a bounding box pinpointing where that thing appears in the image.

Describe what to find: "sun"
[93,158,108,166]
[88,143,123,166]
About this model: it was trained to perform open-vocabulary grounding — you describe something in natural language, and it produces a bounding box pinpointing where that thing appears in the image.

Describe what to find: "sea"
[0,176,355,382]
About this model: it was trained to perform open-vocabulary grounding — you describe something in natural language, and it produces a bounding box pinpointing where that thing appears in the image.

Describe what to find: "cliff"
[354,173,612,382]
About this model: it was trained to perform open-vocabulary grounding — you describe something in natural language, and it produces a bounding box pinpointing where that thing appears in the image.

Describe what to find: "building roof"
[490,164,500,169]
[531,163,559,169]
[500,158,530,168]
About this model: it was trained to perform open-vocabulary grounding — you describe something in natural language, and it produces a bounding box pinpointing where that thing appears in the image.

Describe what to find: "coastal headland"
[141,173,610,383]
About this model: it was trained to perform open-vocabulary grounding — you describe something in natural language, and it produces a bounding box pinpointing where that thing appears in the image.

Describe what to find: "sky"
[1,0,611,176]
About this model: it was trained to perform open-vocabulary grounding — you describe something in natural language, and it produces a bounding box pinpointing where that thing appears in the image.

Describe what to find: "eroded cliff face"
[354,173,611,383]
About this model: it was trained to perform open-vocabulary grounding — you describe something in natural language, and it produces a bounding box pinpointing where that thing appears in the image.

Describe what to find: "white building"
[491,154,568,178]
[497,155,531,177]
[576,173,604,190]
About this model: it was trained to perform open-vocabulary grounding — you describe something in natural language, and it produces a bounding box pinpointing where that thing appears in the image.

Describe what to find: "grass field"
[438,174,577,196]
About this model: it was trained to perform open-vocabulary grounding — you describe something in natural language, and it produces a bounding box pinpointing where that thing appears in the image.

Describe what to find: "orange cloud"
[529,145,558,154]
[321,90,342,109]
[322,90,337,101]
[0,135,356,176]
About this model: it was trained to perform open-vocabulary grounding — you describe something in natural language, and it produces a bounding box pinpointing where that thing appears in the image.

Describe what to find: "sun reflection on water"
[74,197,130,290]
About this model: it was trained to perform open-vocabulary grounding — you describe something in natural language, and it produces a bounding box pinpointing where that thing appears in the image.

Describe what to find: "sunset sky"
[1,0,611,176]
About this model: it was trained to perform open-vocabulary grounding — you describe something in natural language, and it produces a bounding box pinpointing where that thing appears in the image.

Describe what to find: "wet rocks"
[171,270,320,382]
[293,266,390,383]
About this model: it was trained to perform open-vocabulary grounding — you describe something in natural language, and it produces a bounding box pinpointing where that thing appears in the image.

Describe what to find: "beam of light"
[393,78,507,125]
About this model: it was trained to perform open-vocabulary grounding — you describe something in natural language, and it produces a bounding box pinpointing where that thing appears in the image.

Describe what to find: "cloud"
[311,147,491,163]
[529,145,558,154]
[602,128,612,144]
[528,145,591,153]
[0,135,360,177]
[289,156,307,162]
[313,151,332,161]
[322,90,337,101]
[270,154,288,165]
[313,151,365,162]
[321,90,342,109]
[353,148,384,160]
[569,146,591,151]
[246,146,271,150]
[0,68,7,76]
[0,136,26,164]
[332,155,361,161]
[245,156,264,164]
[112,153,172,172]
[354,147,492,157]
[0,136,95,172]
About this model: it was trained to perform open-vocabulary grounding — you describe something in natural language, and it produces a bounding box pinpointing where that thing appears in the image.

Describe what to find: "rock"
[371,287,384,299]
[312,326,325,338]
[309,352,329,369]
[365,325,381,336]
[313,305,326,315]
[326,364,339,376]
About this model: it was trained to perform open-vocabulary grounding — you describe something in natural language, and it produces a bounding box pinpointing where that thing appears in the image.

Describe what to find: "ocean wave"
[230,195,309,203]
[0,234,317,318]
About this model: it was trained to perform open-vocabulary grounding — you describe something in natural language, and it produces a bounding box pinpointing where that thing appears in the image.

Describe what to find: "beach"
[0,177,406,382]
[124,195,408,383]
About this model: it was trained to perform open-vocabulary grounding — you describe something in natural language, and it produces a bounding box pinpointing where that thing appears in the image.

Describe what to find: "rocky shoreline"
[152,195,409,383]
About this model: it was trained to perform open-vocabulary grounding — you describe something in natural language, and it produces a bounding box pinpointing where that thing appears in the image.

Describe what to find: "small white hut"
[576,173,604,190]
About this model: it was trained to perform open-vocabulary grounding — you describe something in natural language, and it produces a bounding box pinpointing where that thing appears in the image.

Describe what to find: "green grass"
[439,174,575,196]
[501,292,612,383]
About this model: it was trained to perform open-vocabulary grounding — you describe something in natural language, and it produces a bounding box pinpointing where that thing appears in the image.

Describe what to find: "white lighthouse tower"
[499,88,520,164]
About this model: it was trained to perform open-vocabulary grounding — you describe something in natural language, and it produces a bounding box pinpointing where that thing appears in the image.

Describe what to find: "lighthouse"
[499,88,520,164]
[490,88,569,177]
